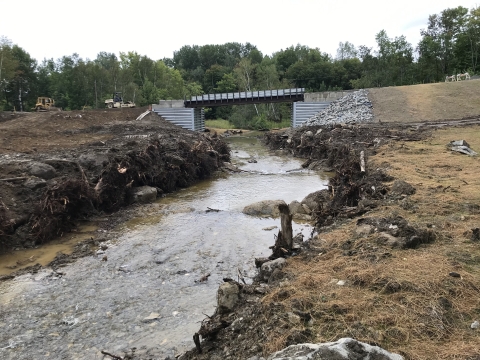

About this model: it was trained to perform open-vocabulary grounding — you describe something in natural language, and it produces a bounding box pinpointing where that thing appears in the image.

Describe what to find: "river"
[0,131,328,359]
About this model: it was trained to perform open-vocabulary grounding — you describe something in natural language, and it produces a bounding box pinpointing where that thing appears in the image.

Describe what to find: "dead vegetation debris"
[181,123,480,360]
[0,110,230,253]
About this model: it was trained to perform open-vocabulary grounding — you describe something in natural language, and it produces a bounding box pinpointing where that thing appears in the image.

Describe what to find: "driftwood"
[193,333,202,353]
[0,177,29,182]
[100,350,123,360]
[360,151,365,172]
[198,318,231,339]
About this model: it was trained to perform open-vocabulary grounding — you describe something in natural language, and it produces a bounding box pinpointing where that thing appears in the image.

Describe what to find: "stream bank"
[0,109,229,257]
[181,122,480,360]
[0,131,328,359]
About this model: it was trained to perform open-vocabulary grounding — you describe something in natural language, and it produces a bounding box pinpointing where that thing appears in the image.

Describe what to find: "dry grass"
[261,125,480,359]
[370,80,480,123]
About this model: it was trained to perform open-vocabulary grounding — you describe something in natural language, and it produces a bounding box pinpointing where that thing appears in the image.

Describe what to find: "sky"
[1,0,479,63]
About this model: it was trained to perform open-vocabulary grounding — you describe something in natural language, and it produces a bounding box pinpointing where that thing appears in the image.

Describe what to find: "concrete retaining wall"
[304,91,354,103]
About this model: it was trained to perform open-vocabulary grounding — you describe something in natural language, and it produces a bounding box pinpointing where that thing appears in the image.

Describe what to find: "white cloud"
[1,0,478,62]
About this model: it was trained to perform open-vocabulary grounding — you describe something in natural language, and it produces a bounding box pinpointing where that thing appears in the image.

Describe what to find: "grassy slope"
[263,126,480,359]
[369,79,480,122]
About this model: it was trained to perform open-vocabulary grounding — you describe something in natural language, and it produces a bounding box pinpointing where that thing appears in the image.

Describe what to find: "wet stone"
[267,338,403,360]
[243,200,286,218]
[260,258,286,281]
[217,282,240,314]
[24,162,56,180]
[23,177,47,190]
[131,186,157,204]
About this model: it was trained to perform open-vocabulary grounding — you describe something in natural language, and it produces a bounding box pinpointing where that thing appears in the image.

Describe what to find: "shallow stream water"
[0,132,328,359]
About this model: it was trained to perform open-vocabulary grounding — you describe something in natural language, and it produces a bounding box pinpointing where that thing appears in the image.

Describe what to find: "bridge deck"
[184,88,305,108]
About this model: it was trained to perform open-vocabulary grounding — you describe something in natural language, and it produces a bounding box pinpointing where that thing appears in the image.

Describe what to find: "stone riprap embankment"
[302,89,373,126]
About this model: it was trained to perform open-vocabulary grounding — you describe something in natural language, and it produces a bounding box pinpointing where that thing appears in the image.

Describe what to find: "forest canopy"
[1,5,479,127]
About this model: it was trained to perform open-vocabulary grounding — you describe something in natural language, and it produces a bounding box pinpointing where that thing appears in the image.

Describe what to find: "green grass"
[206,118,291,130]
[205,119,234,129]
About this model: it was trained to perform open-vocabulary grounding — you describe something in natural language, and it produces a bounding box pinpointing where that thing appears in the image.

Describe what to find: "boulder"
[260,258,286,281]
[243,200,286,218]
[355,224,374,237]
[293,214,312,221]
[267,338,403,360]
[289,200,306,215]
[301,189,330,212]
[25,162,56,180]
[217,282,240,314]
[131,186,157,204]
[23,177,47,190]
[391,180,415,196]
[78,153,108,169]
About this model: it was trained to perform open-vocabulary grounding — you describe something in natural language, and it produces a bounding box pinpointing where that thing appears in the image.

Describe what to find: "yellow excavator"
[33,97,59,111]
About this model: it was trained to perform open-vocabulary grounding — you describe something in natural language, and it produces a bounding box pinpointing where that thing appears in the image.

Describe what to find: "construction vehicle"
[105,92,136,109]
[33,97,58,111]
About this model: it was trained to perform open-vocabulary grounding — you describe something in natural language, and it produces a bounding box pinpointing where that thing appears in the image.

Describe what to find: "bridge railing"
[184,88,305,107]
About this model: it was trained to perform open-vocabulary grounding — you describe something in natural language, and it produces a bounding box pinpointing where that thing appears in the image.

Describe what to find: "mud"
[0,109,229,254]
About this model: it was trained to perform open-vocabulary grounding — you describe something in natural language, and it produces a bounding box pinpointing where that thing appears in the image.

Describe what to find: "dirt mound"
[0,110,230,253]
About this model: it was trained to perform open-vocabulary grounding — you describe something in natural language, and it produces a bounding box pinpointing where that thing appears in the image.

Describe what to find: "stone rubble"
[267,338,404,360]
[303,89,374,126]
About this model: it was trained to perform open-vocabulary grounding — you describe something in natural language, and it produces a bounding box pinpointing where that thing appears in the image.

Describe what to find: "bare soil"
[369,79,480,123]
[0,108,230,258]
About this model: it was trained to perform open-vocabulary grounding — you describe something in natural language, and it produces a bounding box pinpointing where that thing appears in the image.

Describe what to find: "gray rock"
[243,200,286,218]
[267,338,403,360]
[301,203,312,214]
[23,177,47,190]
[292,213,312,221]
[301,190,329,212]
[260,258,286,281]
[355,224,374,237]
[288,200,306,216]
[142,312,161,322]
[78,153,108,168]
[263,226,278,231]
[376,232,402,247]
[303,90,374,127]
[25,162,56,180]
[217,282,240,314]
[131,186,157,204]
[391,180,415,196]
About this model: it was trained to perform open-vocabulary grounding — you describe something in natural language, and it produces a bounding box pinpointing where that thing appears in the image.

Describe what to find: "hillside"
[369,79,480,123]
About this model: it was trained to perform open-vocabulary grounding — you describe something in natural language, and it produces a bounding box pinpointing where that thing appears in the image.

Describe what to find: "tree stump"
[271,203,293,258]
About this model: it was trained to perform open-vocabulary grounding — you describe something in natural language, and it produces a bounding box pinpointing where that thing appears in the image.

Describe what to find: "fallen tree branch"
[360,151,365,172]
[0,177,29,182]
[100,350,123,360]
[193,332,202,353]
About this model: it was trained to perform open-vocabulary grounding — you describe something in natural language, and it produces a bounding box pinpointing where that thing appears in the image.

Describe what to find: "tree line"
[0,5,478,126]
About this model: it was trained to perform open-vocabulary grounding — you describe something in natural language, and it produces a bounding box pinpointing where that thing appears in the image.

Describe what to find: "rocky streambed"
[0,131,328,359]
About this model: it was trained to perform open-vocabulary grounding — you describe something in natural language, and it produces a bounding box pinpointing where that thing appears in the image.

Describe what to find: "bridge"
[184,88,305,108]
[151,89,351,131]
